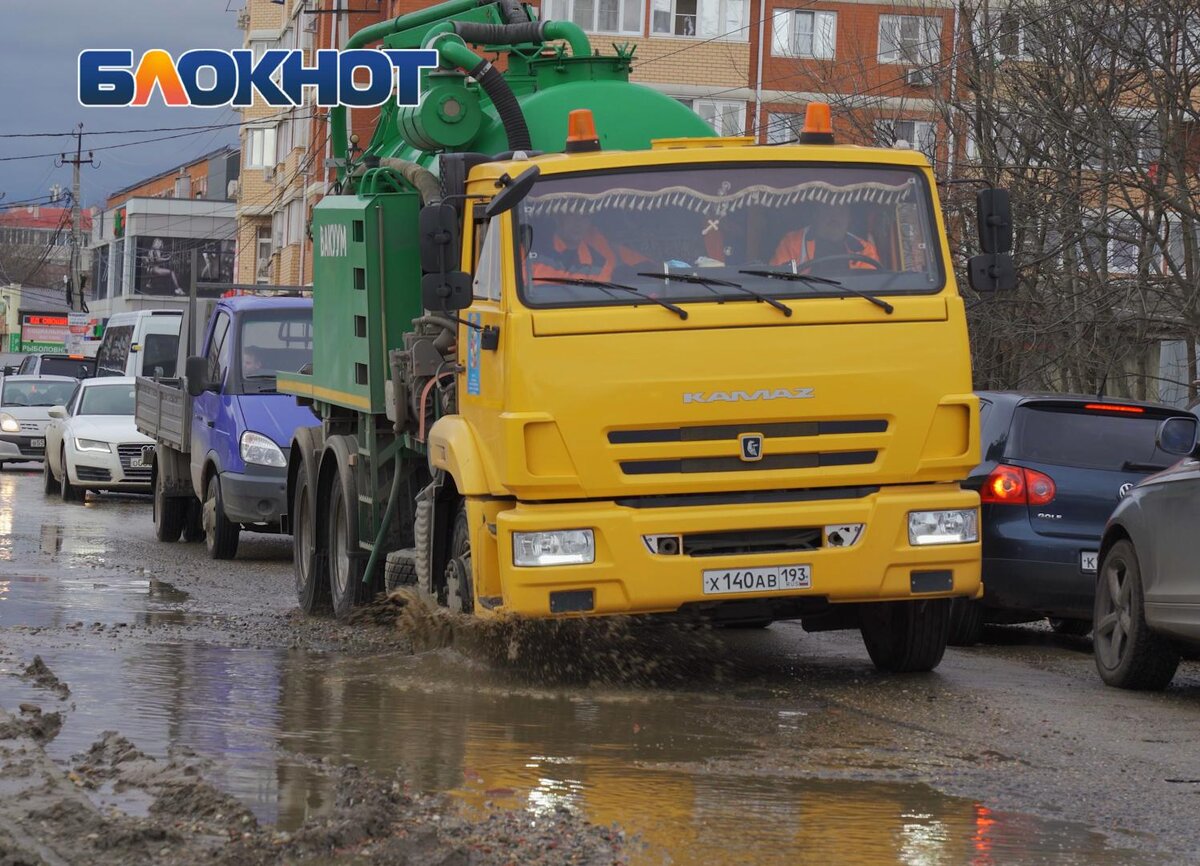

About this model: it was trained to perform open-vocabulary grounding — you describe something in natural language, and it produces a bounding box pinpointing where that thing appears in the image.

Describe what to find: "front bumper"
[490,484,981,617]
[220,467,288,525]
[0,433,46,462]
[68,443,152,490]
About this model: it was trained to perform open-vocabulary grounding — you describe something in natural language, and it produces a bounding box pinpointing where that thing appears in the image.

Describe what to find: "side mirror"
[1156,416,1198,457]
[419,203,462,274]
[185,355,209,397]
[977,188,1012,254]
[48,406,67,420]
[968,253,1016,293]
[485,165,540,219]
[421,272,473,313]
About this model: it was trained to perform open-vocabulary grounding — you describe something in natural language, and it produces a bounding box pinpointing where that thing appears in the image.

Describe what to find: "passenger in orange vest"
[772,203,881,271]
[531,211,648,282]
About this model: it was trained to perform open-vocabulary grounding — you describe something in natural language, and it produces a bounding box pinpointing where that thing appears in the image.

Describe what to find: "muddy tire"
[60,451,84,503]
[1049,617,1091,637]
[384,550,418,593]
[444,504,474,614]
[860,599,950,673]
[293,459,330,615]
[181,498,205,543]
[153,469,185,542]
[947,598,985,646]
[203,475,240,560]
[42,458,59,495]
[1093,540,1179,690]
[326,457,373,620]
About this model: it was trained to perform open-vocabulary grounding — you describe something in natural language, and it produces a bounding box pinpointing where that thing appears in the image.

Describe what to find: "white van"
[95,310,184,378]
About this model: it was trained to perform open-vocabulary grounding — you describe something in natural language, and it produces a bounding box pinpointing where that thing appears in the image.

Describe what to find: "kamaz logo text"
[683,388,815,404]
[78,49,438,108]
[319,224,348,258]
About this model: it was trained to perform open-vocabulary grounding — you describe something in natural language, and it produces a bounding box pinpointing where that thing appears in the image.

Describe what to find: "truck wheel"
[203,475,240,560]
[1093,539,1179,690]
[444,505,474,614]
[43,458,59,495]
[293,460,330,614]
[153,468,185,542]
[60,450,85,503]
[326,463,373,619]
[384,549,417,593]
[947,598,985,646]
[181,498,205,543]
[860,599,950,673]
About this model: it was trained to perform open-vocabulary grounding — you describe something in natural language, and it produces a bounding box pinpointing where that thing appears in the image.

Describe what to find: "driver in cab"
[772,201,879,271]
[530,210,648,283]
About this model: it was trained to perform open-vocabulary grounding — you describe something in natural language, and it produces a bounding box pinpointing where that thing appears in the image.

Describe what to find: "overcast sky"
[0,2,242,209]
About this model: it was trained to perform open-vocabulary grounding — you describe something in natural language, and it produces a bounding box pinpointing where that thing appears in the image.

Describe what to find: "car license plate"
[1081,551,1099,573]
[30,438,44,448]
[703,564,811,595]
[129,455,145,468]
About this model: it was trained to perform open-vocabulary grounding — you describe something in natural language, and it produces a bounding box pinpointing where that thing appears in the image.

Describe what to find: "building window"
[677,98,745,136]
[878,14,942,65]
[771,9,836,58]
[285,199,305,246]
[544,0,643,34]
[256,226,272,285]
[766,111,804,144]
[245,127,277,169]
[875,119,938,161]
[652,0,747,40]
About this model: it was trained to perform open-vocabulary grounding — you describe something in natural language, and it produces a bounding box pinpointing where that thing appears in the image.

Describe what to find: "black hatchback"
[949,392,1196,645]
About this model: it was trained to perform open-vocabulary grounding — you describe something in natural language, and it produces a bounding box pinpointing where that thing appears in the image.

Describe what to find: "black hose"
[467,59,532,152]
[497,0,527,24]
[453,21,545,45]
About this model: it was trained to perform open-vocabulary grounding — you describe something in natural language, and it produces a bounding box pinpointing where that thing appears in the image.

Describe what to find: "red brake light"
[1084,403,1144,414]
[982,465,1025,503]
[1025,468,1056,505]
[981,465,1056,505]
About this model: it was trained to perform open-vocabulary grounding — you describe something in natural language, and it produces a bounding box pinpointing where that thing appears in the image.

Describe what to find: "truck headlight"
[908,510,978,545]
[240,431,286,467]
[75,438,112,453]
[513,529,595,567]
[0,413,17,433]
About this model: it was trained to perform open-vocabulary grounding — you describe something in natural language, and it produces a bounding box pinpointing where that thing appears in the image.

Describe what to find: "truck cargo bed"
[135,376,191,452]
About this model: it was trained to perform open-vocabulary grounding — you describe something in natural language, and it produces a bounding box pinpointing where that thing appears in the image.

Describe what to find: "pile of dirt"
[0,704,62,743]
[20,655,70,698]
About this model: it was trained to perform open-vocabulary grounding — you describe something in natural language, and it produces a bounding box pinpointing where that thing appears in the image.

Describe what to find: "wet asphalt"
[1,462,1199,865]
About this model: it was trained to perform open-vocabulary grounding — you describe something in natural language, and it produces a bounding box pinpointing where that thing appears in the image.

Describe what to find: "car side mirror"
[1156,416,1198,456]
[968,253,1016,293]
[48,406,67,420]
[418,203,472,313]
[185,355,209,397]
[977,188,1012,254]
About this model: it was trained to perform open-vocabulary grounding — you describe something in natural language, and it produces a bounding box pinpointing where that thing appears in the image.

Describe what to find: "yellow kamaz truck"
[277,0,1015,672]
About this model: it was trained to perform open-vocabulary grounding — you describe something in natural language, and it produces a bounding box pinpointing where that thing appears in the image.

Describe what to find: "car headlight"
[513,529,595,567]
[240,431,286,467]
[75,437,112,453]
[908,510,978,546]
[0,413,17,433]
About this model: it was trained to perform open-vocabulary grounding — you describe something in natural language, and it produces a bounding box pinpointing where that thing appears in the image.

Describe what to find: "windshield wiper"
[637,272,792,317]
[532,276,688,319]
[1122,460,1170,472]
[737,269,894,315]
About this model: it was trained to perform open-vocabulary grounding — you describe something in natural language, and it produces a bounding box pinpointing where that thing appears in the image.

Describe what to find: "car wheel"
[60,450,85,503]
[1049,617,1091,637]
[947,598,985,646]
[43,458,59,495]
[1093,539,1180,690]
[153,468,185,542]
[293,460,330,615]
[860,599,950,673]
[326,460,373,620]
[203,475,240,560]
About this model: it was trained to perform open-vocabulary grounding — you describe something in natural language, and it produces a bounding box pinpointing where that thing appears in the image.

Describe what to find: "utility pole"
[57,124,97,312]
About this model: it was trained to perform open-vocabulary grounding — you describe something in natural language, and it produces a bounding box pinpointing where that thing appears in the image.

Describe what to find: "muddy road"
[1,465,1199,865]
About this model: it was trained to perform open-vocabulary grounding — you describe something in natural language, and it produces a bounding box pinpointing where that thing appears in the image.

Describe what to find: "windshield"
[78,383,135,416]
[238,310,313,392]
[39,357,96,378]
[1,380,77,407]
[518,164,943,309]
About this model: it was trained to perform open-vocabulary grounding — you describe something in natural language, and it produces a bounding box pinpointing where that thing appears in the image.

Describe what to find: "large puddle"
[0,468,1165,864]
